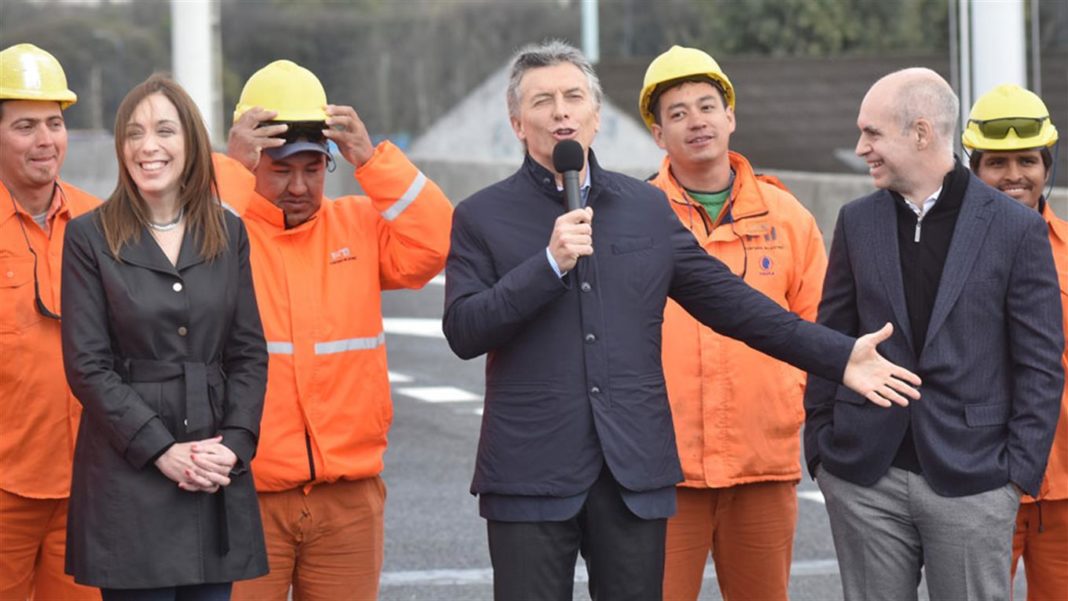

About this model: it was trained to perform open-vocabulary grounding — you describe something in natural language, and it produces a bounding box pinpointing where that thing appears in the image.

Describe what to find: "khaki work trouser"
[230,477,386,601]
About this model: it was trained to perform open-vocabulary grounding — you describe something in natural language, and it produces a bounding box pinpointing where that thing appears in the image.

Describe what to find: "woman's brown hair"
[99,74,227,260]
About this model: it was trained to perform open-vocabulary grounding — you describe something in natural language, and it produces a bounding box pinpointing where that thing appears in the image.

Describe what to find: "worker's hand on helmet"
[324,104,374,168]
[227,107,288,172]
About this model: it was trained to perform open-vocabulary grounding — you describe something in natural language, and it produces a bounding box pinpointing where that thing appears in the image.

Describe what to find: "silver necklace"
[147,207,184,232]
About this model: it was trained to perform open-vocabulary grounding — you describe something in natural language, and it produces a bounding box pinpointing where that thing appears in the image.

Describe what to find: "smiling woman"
[123,94,186,213]
[98,76,227,262]
[59,74,269,600]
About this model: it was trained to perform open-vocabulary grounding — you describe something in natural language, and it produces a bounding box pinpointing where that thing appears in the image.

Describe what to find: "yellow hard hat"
[962,84,1058,152]
[0,43,77,109]
[233,60,327,123]
[638,45,734,131]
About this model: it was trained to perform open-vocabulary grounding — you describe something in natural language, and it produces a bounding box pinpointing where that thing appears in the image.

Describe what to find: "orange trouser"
[0,489,99,601]
[1012,499,1068,601]
[663,481,797,601]
[230,477,385,601]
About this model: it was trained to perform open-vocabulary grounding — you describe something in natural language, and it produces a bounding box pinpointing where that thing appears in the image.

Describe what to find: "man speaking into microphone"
[443,40,921,601]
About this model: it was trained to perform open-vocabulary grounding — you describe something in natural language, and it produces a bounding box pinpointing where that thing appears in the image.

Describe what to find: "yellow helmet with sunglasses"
[233,59,327,123]
[962,84,1058,152]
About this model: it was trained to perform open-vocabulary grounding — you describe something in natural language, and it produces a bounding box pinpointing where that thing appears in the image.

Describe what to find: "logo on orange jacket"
[759,255,775,276]
[329,247,356,264]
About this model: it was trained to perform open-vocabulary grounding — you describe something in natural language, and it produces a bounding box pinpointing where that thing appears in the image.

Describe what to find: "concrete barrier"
[57,134,1067,250]
[409,158,1068,251]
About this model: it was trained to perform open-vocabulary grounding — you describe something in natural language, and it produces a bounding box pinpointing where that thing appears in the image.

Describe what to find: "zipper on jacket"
[305,431,317,482]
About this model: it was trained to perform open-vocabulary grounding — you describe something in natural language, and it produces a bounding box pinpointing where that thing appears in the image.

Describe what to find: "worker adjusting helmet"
[962,84,1058,152]
[233,59,328,123]
[639,45,734,131]
[0,43,77,108]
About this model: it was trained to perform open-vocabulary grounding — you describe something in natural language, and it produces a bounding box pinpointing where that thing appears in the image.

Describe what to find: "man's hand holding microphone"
[549,140,593,274]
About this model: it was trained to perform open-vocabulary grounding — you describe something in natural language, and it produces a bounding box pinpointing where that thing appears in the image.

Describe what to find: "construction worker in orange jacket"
[213,60,453,601]
[639,46,828,601]
[0,43,100,601]
[963,84,1067,601]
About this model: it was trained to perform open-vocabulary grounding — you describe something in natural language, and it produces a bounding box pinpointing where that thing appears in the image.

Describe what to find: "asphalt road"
[377,279,1028,601]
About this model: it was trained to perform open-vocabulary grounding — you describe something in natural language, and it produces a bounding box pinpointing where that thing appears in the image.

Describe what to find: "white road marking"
[383,317,445,339]
[380,559,839,587]
[388,371,413,383]
[789,559,839,576]
[798,490,826,504]
[429,274,445,286]
[396,386,481,403]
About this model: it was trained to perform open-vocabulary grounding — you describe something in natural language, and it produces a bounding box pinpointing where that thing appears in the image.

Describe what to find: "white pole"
[1030,0,1041,95]
[948,0,959,99]
[971,0,1027,97]
[171,0,221,143]
[582,0,600,64]
[958,0,971,135]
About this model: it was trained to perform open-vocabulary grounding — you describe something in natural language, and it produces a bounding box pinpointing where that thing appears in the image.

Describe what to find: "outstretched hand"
[842,323,922,407]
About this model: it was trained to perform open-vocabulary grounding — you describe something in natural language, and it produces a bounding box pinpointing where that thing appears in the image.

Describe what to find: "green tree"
[694,0,950,57]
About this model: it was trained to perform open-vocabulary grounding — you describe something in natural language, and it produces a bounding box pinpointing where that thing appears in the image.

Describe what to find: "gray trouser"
[817,466,1021,601]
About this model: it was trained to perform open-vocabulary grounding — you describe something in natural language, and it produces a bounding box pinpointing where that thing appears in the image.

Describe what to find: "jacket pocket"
[834,384,867,405]
[611,237,654,255]
[964,401,1011,427]
[0,257,40,333]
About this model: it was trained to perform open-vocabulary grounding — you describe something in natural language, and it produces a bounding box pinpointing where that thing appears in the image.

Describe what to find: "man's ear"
[510,115,525,141]
[651,123,666,150]
[913,118,934,151]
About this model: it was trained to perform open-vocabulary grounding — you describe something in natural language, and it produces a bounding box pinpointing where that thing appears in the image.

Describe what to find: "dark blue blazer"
[804,174,1064,497]
[444,152,854,510]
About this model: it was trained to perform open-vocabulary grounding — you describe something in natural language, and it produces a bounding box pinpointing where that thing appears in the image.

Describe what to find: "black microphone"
[552,140,586,212]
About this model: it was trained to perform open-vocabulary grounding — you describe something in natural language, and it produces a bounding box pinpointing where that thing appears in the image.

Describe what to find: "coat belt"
[117,358,224,433]
[116,358,231,553]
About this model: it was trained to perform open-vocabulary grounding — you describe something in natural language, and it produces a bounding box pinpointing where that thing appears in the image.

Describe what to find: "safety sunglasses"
[970,116,1047,140]
[265,120,328,145]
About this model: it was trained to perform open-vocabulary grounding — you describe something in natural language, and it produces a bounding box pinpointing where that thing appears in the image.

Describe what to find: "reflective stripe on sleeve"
[314,332,386,355]
[266,341,295,355]
[380,172,427,222]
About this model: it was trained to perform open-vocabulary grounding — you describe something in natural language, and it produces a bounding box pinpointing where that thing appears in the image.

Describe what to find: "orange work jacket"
[214,142,452,492]
[650,152,827,488]
[0,181,100,498]
[1027,201,1068,503]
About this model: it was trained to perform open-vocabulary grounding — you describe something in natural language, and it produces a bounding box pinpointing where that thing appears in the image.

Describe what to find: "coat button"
[585,333,596,344]
[177,326,188,336]
[5,271,13,279]
[172,282,183,292]
[590,386,601,395]
[580,281,591,292]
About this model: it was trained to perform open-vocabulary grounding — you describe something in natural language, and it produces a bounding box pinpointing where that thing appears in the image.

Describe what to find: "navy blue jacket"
[444,153,854,507]
[805,174,1064,497]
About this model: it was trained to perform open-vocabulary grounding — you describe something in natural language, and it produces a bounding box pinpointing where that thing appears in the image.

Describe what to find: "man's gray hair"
[506,39,604,120]
[896,70,960,147]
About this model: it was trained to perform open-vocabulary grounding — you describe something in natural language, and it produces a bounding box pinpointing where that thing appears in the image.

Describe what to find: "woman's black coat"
[60,209,268,588]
